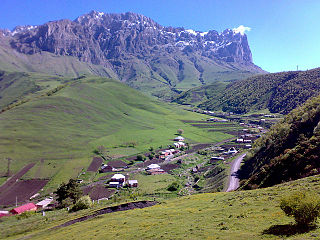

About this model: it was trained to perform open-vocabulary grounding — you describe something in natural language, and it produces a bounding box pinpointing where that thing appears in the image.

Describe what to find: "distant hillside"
[0,11,264,99]
[0,73,230,190]
[238,94,320,189]
[176,68,320,114]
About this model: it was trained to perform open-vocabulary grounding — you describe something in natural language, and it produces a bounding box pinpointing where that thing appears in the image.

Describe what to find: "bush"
[167,182,180,191]
[70,196,92,212]
[280,191,320,226]
[16,211,35,220]
[136,154,146,161]
[177,129,184,135]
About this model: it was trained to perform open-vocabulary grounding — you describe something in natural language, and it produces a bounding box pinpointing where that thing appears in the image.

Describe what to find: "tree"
[280,191,320,227]
[136,154,146,161]
[70,195,92,212]
[55,179,82,205]
[167,182,180,191]
[177,129,184,135]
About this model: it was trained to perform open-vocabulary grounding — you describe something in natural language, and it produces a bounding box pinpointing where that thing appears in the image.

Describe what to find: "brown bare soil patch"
[0,163,35,195]
[161,164,179,173]
[87,156,103,172]
[0,179,48,206]
[82,184,115,201]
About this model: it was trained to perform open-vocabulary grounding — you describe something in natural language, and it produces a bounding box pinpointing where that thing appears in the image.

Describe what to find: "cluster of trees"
[55,179,92,212]
[185,68,320,114]
[239,94,320,189]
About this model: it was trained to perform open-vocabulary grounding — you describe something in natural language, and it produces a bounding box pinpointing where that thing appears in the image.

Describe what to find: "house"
[174,142,185,148]
[244,139,252,143]
[0,211,9,218]
[10,203,37,215]
[100,164,113,173]
[236,138,244,143]
[147,168,166,175]
[111,174,126,184]
[36,197,53,209]
[107,160,128,171]
[174,136,185,141]
[245,144,252,149]
[127,180,138,188]
[211,156,225,161]
[147,164,161,170]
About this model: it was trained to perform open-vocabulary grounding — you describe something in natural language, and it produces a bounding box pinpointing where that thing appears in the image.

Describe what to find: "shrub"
[70,196,92,212]
[280,191,320,226]
[16,211,35,220]
[136,154,146,161]
[167,182,180,191]
[177,129,184,135]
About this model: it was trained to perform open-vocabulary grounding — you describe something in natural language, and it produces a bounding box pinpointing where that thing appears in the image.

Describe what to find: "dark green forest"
[238,94,320,189]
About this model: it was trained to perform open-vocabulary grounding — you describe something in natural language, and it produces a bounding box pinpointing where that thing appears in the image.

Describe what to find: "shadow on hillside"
[262,223,317,237]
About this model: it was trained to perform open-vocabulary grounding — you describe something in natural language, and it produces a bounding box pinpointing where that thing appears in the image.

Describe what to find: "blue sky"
[0,0,319,73]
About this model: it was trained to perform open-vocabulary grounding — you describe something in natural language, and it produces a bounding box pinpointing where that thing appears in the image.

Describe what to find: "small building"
[174,142,185,148]
[0,210,9,218]
[245,144,252,149]
[147,168,166,175]
[236,138,244,143]
[127,180,138,188]
[111,174,126,184]
[109,182,122,188]
[174,136,185,142]
[211,156,225,161]
[10,203,37,215]
[147,164,161,170]
[244,139,252,143]
[36,197,53,209]
[100,164,113,173]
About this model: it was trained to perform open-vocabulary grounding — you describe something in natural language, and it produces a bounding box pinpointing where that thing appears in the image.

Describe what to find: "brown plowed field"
[87,157,103,172]
[161,164,179,173]
[83,184,115,200]
[0,179,48,206]
[0,163,35,195]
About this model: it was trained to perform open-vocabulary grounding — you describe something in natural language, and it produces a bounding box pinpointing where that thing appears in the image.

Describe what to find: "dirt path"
[53,201,157,229]
[226,153,247,192]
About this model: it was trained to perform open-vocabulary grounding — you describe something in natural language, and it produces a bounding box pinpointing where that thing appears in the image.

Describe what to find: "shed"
[127,180,138,188]
[109,182,122,188]
[174,136,185,141]
[36,198,53,209]
[100,165,113,173]
[10,203,37,215]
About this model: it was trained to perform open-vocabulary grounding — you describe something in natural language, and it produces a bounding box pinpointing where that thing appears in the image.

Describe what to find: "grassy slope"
[0,75,231,190]
[3,174,320,239]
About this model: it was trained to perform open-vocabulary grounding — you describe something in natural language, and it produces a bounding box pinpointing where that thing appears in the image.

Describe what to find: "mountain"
[177,68,320,114]
[0,11,264,99]
[238,94,320,189]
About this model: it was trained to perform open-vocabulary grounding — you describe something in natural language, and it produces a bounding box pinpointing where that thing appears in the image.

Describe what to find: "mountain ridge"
[0,10,264,99]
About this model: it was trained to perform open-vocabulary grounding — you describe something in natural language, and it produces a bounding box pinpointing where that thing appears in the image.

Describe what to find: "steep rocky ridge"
[1,11,264,98]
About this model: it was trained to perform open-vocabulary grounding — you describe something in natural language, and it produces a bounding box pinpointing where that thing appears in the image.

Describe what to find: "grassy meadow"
[2,174,320,239]
[0,75,231,191]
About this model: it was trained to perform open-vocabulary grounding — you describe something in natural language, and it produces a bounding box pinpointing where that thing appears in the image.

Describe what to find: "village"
[0,112,274,217]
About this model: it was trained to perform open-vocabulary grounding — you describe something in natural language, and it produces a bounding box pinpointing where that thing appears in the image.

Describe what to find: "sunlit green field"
[0,75,231,190]
[2,174,320,240]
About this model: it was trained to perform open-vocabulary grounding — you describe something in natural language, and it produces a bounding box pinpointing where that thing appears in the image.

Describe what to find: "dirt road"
[226,153,246,192]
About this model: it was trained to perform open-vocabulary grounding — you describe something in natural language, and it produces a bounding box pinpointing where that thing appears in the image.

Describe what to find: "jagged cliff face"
[1,11,263,99]
[8,11,253,65]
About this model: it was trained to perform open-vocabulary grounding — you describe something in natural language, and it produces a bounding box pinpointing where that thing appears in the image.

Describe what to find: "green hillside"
[2,174,320,239]
[238,94,320,189]
[0,74,231,190]
[177,68,320,114]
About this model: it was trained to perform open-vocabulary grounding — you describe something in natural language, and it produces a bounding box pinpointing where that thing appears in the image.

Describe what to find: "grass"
[0,75,231,192]
[2,174,320,239]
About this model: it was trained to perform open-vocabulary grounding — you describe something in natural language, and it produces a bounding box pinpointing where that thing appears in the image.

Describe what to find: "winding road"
[226,153,246,192]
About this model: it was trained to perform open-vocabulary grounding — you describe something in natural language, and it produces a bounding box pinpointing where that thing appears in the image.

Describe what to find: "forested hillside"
[238,94,320,189]
[176,68,320,114]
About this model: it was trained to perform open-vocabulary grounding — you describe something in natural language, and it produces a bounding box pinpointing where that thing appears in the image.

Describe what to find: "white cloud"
[233,25,251,35]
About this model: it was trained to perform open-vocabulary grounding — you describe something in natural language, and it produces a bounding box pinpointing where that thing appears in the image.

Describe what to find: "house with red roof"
[10,203,37,215]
